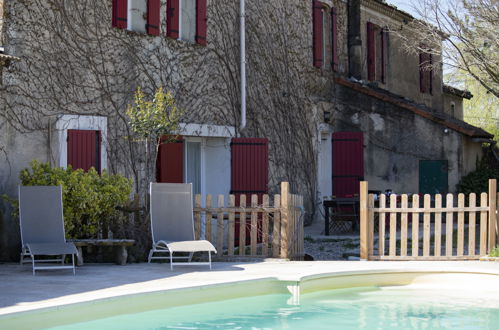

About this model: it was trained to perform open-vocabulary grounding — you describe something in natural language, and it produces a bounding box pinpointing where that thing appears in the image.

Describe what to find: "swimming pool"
[3,272,499,329]
[48,286,499,329]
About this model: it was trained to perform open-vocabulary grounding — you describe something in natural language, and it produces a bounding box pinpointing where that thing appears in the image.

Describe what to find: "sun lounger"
[148,183,216,270]
[18,186,78,275]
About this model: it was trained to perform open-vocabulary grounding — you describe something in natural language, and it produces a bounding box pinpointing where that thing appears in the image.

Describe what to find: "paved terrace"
[1,261,499,316]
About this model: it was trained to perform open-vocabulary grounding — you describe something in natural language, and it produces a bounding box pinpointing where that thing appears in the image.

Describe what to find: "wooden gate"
[360,180,498,260]
[194,182,304,260]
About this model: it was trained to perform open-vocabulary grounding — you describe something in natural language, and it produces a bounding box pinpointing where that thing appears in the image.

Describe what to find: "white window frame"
[55,115,108,170]
[183,137,206,196]
[317,123,333,202]
[179,123,235,198]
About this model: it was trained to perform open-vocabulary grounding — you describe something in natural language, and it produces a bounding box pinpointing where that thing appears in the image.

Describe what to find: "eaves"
[335,77,494,139]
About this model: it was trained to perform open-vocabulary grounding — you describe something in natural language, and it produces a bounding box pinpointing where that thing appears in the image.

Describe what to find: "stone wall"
[443,92,465,120]
[0,0,322,259]
[0,0,483,259]
[332,82,479,194]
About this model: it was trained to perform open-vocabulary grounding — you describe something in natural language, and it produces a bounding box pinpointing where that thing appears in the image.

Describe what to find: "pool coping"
[1,261,499,327]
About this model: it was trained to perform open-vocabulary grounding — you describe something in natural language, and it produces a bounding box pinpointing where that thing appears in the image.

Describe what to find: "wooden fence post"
[360,181,369,260]
[489,179,497,251]
[194,194,202,240]
[280,182,290,259]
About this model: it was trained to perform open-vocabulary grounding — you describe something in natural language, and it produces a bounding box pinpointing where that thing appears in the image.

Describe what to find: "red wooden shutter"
[112,0,128,29]
[332,132,364,198]
[67,130,101,173]
[367,22,376,81]
[230,138,269,202]
[419,49,432,94]
[428,52,433,94]
[331,7,338,71]
[167,0,180,39]
[419,52,425,93]
[147,0,161,36]
[313,1,324,68]
[156,136,184,183]
[195,0,208,45]
[380,28,387,83]
[230,138,268,246]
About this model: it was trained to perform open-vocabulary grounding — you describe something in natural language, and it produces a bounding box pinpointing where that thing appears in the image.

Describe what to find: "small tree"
[126,87,182,194]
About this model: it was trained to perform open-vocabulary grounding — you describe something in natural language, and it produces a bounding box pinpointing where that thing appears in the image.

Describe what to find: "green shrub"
[8,160,132,238]
[457,162,499,195]
[490,246,499,258]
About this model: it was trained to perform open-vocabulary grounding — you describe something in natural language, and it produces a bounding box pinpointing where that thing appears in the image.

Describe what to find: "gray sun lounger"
[148,183,217,270]
[19,186,78,275]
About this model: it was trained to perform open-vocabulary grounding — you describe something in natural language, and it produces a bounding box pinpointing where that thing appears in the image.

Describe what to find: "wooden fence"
[360,179,498,260]
[193,182,304,260]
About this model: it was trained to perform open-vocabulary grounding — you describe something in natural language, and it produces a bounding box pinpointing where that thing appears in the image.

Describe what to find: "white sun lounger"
[148,183,217,270]
[18,186,78,275]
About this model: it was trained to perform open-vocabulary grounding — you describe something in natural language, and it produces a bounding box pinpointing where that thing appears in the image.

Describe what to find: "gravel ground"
[304,235,360,260]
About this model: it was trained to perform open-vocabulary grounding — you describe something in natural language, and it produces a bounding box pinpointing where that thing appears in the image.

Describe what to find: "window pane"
[185,141,201,195]
[181,0,196,42]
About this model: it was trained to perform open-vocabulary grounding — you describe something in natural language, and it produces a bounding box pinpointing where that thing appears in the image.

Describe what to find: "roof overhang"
[443,85,473,100]
[335,77,493,140]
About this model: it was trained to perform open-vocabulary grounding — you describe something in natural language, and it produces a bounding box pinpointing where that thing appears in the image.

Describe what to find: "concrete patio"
[1,260,499,317]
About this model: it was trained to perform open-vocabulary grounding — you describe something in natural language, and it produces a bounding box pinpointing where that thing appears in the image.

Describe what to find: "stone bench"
[69,239,135,266]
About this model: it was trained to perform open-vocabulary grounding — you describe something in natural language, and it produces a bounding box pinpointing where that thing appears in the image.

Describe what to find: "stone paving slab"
[1,261,499,316]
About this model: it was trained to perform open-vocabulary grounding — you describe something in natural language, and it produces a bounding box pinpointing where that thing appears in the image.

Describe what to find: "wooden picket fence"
[360,179,498,260]
[193,182,305,260]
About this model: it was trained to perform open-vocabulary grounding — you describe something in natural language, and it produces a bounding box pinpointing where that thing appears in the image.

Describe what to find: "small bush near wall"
[457,162,499,195]
[6,160,132,238]
[490,246,499,257]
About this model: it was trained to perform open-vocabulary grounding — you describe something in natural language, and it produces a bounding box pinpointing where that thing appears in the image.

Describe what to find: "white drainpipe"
[240,0,247,130]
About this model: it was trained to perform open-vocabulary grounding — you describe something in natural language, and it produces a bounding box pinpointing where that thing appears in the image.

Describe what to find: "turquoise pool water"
[48,285,499,330]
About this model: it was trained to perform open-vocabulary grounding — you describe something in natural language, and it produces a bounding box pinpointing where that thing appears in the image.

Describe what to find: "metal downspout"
[240,0,247,131]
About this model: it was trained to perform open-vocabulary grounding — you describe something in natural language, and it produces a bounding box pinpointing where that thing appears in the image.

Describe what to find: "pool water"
[49,286,499,330]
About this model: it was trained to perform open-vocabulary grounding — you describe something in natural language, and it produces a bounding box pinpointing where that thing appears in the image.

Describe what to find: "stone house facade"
[0,0,492,259]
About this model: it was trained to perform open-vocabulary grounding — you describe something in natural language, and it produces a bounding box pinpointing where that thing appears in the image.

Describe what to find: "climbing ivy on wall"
[1,0,331,225]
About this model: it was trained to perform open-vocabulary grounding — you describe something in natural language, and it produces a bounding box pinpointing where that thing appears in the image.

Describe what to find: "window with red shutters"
[67,130,101,173]
[331,7,338,71]
[147,0,161,36]
[313,0,324,68]
[156,136,184,183]
[195,0,207,45]
[112,0,128,29]
[167,0,180,39]
[367,22,388,83]
[419,48,433,94]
